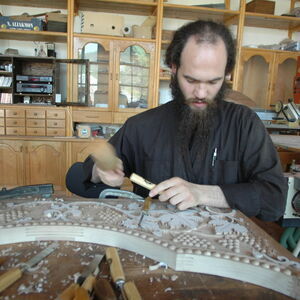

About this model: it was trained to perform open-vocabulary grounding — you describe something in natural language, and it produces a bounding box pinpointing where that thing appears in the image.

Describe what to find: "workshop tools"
[130,173,156,227]
[106,247,141,300]
[58,254,104,300]
[0,242,58,293]
[91,142,119,171]
[0,183,54,200]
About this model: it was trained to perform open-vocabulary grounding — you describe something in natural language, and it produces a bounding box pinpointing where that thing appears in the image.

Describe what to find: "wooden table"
[0,195,298,300]
[271,134,300,152]
[0,241,294,300]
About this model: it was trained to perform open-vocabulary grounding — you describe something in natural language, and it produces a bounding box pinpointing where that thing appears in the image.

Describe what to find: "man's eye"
[186,79,195,83]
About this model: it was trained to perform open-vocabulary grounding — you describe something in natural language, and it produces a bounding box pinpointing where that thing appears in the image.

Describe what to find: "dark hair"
[165,20,236,75]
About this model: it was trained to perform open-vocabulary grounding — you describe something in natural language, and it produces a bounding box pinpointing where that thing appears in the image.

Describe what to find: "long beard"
[171,75,226,161]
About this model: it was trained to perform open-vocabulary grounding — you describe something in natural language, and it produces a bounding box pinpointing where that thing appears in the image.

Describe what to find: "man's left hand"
[149,177,229,210]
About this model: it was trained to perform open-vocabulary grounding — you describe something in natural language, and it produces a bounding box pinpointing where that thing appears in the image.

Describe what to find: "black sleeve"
[219,115,288,221]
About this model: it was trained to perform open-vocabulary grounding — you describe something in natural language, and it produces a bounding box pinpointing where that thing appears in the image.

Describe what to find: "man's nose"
[193,83,208,99]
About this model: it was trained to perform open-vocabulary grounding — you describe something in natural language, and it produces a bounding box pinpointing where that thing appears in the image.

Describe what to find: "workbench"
[271,134,300,152]
[0,196,299,300]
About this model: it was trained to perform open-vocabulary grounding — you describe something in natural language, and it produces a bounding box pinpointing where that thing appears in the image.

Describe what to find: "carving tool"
[91,142,119,171]
[0,242,58,293]
[106,247,141,300]
[57,254,104,300]
[130,173,156,227]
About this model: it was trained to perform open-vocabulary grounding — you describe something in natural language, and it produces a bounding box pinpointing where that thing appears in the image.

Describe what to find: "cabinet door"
[74,37,113,109]
[269,52,298,106]
[25,141,66,190]
[0,140,24,188]
[238,49,274,108]
[114,40,155,112]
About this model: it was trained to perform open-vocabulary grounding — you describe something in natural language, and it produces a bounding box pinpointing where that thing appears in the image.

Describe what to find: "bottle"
[290,159,296,174]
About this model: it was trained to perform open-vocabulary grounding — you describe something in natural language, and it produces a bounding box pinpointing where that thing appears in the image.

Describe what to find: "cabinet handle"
[54,113,58,117]
[13,130,17,133]
[54,122,57,125]
[86,116,97,119]
[116,73,119,81]
[34,122,37,125]
[20,145,23,152]
[13,121,17,125]
[13,112,17,116]
[34,113,37,116]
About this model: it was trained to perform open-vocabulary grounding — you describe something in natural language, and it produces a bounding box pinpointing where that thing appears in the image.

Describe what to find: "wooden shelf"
[163,3,240,23]
[160,76,170,81]
[73,32,155,43]
[0,0,67,9]
[76,0,157,16]
[244,13,300,31]
[0,29,67,43]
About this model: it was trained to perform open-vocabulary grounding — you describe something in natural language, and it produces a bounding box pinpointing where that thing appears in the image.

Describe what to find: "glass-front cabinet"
[74,37,155,114]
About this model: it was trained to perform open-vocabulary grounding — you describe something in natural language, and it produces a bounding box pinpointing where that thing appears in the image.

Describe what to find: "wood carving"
[0,197,299,299]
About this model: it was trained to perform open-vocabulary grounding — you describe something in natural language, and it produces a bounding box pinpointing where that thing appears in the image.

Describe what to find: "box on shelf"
[81,12,124,36]
[246,0,275,15]
[133,25,152,39]
[46,12,67,32]
[0,15,44,31]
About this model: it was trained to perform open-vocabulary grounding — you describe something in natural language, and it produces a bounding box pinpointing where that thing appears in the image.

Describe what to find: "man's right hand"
[91,158,125,187]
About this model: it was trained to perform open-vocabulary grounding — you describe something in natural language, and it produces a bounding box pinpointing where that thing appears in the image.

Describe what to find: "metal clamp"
[99,189,144,202]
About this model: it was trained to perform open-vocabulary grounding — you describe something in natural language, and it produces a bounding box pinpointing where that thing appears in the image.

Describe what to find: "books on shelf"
[0,76,12,87]
[0,93,12,104]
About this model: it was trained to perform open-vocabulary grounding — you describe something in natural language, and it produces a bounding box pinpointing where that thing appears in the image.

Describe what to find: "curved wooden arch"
[0,198,299,299]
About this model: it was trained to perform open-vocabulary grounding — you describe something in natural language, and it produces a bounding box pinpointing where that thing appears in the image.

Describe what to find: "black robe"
[81,100,287,221]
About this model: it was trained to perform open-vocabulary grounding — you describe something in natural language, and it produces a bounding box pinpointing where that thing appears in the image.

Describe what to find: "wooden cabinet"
[73,37,155,124]
[0,138,66,190]
[25,141,66,190]
[0,105,67,137]
[0,140,24,187]
[237,48,298,108]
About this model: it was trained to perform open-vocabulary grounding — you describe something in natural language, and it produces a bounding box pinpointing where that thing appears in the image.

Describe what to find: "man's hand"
[91,158,125,187]
[149,177,229,210]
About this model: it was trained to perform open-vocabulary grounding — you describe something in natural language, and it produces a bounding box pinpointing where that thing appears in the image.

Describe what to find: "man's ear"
[171,64,177,75]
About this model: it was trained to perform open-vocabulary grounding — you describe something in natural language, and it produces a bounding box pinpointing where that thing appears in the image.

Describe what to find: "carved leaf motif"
[209,218,247,235]
[158,211,203,229]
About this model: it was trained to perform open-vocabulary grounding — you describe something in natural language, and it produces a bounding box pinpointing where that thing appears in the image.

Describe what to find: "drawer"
[72,111,112,123]
[113,112,136,124]
[6,127,26,135]
[26,109,45,119]
[47,119,65,128]
[6,109,25,118]
[6,118,26,127]
[27,119,45,128]
[0,109,4,117]
[47,110,65,119]
[0,127,4,135]
[0,118,4,126]
[26,127,46,136]
[46,128,66,137]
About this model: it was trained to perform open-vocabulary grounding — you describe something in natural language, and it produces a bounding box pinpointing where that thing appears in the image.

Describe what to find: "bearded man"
[67,20,287,221]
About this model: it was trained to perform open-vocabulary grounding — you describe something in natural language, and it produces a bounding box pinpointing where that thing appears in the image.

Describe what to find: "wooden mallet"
[91,142,119,171]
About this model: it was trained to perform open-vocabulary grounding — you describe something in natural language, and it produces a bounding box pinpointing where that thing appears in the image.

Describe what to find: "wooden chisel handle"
[0,267,22,293]
[130,173,156,190]
[81,274,96,293]
[123,281,142,300]
[56,283,77,300]
[73,286,90,300]
[105,247,125,283]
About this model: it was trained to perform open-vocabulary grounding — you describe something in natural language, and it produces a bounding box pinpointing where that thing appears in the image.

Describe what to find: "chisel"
[0,242,58,293]
[57,254,104,300]
[106,247,142,300]
[130,173,156,227]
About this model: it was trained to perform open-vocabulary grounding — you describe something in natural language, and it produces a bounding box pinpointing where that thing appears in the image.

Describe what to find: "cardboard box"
[0,16,44,31]
[81,12,124,36]
[133,25,152,39]
[246,0,275,15]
